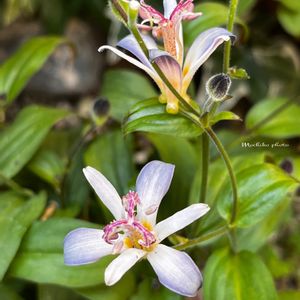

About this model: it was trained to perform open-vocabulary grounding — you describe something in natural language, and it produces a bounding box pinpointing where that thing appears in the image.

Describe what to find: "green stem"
[205,127,238,225]
[223,0,239,73]
[200,133,210,203]
[174,226,228,251]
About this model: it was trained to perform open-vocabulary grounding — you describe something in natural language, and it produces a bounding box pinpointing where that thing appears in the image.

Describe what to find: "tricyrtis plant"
[60,0,299,299]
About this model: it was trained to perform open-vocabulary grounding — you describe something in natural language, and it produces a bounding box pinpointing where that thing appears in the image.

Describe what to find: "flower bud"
[128,0,140,26]
[206,73,231,101]
[91,97,110,126]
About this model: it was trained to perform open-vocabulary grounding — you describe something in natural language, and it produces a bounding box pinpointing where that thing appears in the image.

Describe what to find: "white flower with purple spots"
[64,160,210,297]
[99,0,235,114]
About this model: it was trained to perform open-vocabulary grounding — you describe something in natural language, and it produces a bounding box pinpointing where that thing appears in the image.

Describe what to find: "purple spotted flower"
[64,161,210,297]
[99,0,235,113]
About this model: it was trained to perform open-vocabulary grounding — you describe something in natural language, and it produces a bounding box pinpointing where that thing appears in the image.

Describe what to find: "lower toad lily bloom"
[64,161,210,297]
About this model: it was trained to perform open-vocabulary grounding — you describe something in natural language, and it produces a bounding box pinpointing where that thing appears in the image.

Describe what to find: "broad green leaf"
[101,69,157,121]
[246,98,300,138]
[278,7,300,37]
[279,0,300,11]
[204,249,278,300]
[38,284,85,300]
[0,105,69,178]
[184,2,245,46]
[211,111,242,125]
[0,37,64,104]
[236,196,291,251]
[84,130,135,195]
[8,217,113,287]
[124,98,203,138]
[238,0,258,14]
[77,273,136,300]
[190,153,266,236]
[130,278,182,300]
[148,133,198,219]
[217,163,298,227]
[0,191,46,280]
[279,290,300,300]
[0,284,23,300]
[28,150,65,191]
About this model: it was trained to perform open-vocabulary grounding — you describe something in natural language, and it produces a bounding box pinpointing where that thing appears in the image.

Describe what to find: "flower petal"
[98,45,160,84]
[117,34,157,70]
[105,249,145,286]
[149,49,183,90]
[83,166,124,220]
[163,0,178,19]
[147,244,202,297]
[155,203,210,242]
[136,160,175,224]
[183,27,235,90]
[64,228,112,266]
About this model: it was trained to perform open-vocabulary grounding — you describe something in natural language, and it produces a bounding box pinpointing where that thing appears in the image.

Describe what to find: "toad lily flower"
[64,161,210,297]
[99,0,235,114]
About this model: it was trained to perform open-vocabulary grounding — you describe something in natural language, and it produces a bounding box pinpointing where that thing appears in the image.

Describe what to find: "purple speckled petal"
[83,167,124,220]
[136,160,175,225]
[149,49,183,90]
[64,228,112,266]
[155,203,210,242]
[183,27,236,90]
[147,244,202,297]
[105,248,145,285]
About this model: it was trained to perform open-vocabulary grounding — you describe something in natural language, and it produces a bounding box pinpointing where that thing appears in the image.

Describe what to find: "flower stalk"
[200,133,209,204]
[223,0,239,73]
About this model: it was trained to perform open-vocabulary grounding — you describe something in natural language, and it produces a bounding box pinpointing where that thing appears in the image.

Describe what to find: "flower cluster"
[64,161,209,296]
[100,0,235,113]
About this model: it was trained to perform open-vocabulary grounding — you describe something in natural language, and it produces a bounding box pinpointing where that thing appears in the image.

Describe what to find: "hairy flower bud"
[92,97,110,126]
[206,73,231,101]
[128,0,140,26]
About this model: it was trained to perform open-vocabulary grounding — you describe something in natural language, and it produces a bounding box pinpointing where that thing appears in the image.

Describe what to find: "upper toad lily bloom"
[99,1,235,114]
[64,161,210,297]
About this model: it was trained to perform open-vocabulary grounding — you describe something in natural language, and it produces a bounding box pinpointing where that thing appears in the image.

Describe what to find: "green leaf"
[278,7,300,37]
[8,217,113,288]
[211,111,242,125]
[84,130,135,196]
[190,153,266,236]
[246,98,300,138]
[28,150,65,191]
[124,98,203,138]
[217,163,298,227]
[228,67,250,80]
[0,105,69,178]
[238,0,258,14]
[279,290,300,300]
[183,2,245,46]
[130,278,182,300]
[204,249,278,300]
[279,0,300,12]
[0,37,64,104]
[101,69,157,121]
[0,191,46,280]
[77,273,136,300]
[0,284,23,300]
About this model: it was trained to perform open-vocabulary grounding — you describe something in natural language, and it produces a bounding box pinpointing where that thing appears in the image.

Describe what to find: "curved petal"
[83,167,124,220]
[136,160,175,224]
[149,49,182,90]
[147,244,202,297]
[155,203,210,242]
[98,45,160,84]
[105,249,145,285]
[64,228,112,266]
[117,34,157,69]
[163,0,178,19]
[183,27,236,90]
